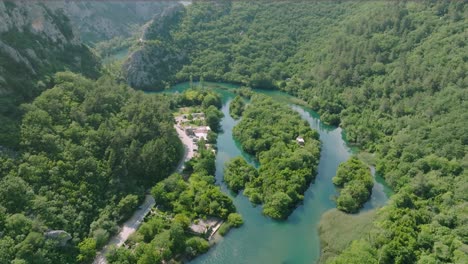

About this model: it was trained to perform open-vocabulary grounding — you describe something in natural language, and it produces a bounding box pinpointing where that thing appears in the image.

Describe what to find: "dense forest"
[123,1,467,262]
[229,95,321,219]
[0,0,466,263]
[0,72,183,263]
[332,157,374,213]
[106,88,239,263]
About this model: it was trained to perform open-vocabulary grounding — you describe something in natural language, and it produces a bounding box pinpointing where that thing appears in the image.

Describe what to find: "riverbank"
[168,82,388,264]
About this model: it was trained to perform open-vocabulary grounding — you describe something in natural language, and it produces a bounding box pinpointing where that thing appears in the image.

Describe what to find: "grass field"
[318,209,376,263]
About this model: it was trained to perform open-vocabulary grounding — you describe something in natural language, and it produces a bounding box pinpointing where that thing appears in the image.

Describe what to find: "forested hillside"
[124,1,467,263]
[0,0,466,263]
[0,72,182,263]
[0,1,100,148]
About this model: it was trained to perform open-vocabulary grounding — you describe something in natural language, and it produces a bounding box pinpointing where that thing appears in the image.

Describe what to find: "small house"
[194,126,211,140]
[189,217,222,236]
[296,136,305,146]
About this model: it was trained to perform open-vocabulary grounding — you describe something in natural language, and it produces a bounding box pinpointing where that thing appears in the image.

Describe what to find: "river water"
[164,82,390,264]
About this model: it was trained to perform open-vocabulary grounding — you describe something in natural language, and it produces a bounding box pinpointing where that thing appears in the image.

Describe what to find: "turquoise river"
[162,82,392,264]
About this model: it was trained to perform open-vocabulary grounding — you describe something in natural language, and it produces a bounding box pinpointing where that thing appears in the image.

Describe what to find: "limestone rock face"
[142,4,186,41]
[0,1,100,148]
[45,230,72,246]
[0,1,99,97]
[122,4,187,90]
[0,1,80,45]
[123,43,187,90]
[45,1,176,43]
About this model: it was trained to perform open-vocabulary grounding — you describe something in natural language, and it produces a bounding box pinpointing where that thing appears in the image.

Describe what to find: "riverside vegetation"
[106,88,241,263]
[228,95,245,120]
[107,147,240,263]
[332,157,374,213]
[226,95,321,219]
[124,1,466,263]
[0,0,466,263]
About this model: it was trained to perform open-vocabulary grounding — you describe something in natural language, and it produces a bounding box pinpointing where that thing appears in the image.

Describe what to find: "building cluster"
[176,112,215,153]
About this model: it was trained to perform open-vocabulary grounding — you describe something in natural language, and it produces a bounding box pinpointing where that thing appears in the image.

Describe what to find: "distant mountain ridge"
[45,1,177,43]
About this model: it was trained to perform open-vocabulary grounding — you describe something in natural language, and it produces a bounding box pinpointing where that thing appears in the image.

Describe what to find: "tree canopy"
[333,157,374,213]
[231,95,321,219]
[0,72,182,263]
[125,1,466,261]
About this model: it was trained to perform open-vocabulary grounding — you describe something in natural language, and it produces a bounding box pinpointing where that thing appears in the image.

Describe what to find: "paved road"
[93,195,155,264]
[174,123,195,170]
[93,124,191,264]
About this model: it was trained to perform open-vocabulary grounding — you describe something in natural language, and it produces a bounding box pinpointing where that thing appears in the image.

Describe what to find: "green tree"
[224,157,257,193]
[106,246,136,264]
[227,213,243,227]
[117,195,139,221]
[204,105,224,132]
[185,237,209,257]
[333,157,373,213]
[328,240,378,264]
[263,192,293,219]
[77,238,97,263]
[0,176,33,213]
[5,214,32,238]
[229,95,245,119]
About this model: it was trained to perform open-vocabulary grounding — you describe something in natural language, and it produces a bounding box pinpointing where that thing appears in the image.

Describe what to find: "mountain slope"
[122,4,187,90]
[0,0,100,147]
[45,1,176,44]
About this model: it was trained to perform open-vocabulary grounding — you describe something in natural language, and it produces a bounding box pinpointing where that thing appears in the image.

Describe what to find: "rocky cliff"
[46,1,176,43]
[122,4,187,90]
[0,0,100,147]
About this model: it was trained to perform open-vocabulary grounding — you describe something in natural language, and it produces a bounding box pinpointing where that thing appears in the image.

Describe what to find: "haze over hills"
[45,1,177,44]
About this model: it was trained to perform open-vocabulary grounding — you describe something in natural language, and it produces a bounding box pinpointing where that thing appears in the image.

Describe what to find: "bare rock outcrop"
[45,1,177,43]
[122,4,187,90]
